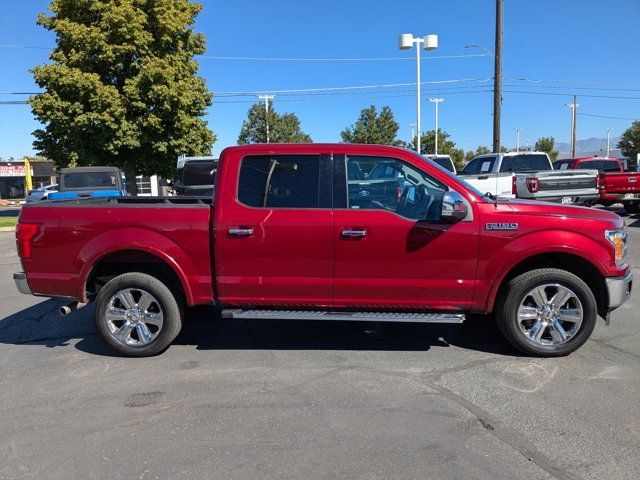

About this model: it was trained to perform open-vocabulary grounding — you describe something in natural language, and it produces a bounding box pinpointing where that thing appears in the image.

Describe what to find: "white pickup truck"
[459,151,599,204]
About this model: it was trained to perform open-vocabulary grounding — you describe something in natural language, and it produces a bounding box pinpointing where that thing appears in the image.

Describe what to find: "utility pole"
[428,98,444,155]
[493,0,503,153]
[566,96,579,157]
[257,94,275,143]
[606,128,612,157]
[515,127,522,152]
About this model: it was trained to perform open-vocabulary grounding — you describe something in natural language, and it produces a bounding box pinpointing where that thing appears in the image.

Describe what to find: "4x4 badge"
[485,223,519,231]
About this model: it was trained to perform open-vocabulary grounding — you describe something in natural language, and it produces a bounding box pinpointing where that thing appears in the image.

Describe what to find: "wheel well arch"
[85,249,187,305]
[493,252,608,317]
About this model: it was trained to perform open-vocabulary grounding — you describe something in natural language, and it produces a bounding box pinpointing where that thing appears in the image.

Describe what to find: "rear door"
[332,153,479,310]
[216,153,334,307]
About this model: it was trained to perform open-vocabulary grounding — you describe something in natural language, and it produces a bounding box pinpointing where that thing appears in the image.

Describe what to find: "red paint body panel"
[17,144,627,313]
[557,157,640,201]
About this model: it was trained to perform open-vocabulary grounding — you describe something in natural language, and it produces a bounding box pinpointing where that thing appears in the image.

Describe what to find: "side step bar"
[221,309,465,324]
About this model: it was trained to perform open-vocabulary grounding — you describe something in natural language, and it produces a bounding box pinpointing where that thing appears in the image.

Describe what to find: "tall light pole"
[493,0,503,153]
[409,123,417,145]
[566,96,579,157]
[515,127,523,152]
[606,128,612,157]
[428,98,444,155]
[399,33,438,154]
[257,94,275,143]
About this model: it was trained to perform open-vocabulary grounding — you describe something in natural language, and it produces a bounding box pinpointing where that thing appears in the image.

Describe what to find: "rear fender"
[76,228,197,305]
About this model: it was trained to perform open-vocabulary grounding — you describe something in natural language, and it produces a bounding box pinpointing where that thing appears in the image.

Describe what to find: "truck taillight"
[15,223,41,259]
[512,176,517,195]
[526,177,539,193]
[397,186,402,202]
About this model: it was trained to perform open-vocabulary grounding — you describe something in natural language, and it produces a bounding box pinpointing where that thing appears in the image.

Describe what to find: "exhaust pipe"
[59,302,86,316]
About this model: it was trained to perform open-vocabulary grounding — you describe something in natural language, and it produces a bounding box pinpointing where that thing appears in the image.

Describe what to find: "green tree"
[237,103,312,144]
[618,121,640,168]
[535,136,559,162]
[411,130,466,170]
[464,145,492,162]
[30,0,215,188]
[340,105,400,145]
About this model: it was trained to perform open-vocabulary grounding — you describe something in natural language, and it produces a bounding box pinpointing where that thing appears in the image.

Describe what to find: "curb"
[0,227,16,232]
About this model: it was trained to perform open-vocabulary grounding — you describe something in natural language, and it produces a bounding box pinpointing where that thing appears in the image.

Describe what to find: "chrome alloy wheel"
[517,284,583,346]
[105,288,164,347]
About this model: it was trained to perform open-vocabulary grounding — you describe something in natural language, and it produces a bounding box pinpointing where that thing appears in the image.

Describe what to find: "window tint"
[500,154,550,172]
[432,157,455,172]
[553,160,572,170]
[602,161,620,172]
[578,161,600,171]
[238,155,320,208]
[64,172,118,189]
[182,161,216,186]
[345,156,447,221]
[460,158,480,175]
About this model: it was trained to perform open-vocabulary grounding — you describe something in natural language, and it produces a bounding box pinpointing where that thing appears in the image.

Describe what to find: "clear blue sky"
[1,0,639,159]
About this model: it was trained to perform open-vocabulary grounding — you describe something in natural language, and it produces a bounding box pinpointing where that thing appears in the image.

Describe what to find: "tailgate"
[601,172,640,193]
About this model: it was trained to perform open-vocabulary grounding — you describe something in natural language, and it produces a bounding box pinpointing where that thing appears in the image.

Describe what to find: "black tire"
[495,268,597,357]
[623,202,639,214]
[94,272,183,357]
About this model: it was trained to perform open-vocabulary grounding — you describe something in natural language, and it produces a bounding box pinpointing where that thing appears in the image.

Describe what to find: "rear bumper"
[521,193,599,204]
[13,272,32,295]
[606,271,633,311]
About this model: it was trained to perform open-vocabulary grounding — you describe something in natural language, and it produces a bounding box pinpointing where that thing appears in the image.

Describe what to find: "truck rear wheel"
[495,268,597,357]
[623,202,639,214]
[94,272,183,357]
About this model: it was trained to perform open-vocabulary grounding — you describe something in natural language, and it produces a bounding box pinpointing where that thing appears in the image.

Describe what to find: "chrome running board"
[221,309,465,324]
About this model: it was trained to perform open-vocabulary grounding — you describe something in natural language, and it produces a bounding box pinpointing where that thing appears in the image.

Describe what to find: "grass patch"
[0,216,18,228]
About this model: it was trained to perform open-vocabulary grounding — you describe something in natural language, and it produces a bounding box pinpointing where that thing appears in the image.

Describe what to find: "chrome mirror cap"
[441,191,468,221]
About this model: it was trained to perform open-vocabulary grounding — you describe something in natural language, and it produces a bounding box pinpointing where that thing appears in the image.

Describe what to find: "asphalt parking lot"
[0,206,638,480]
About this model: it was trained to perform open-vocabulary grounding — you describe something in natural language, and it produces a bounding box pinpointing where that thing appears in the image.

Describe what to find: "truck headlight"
[605,228,627,266]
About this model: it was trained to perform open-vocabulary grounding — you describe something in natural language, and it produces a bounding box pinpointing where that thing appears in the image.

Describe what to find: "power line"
[503,89,640,100]
[200,53,488,61]
[577,112,639,121]
[505,76,640,88]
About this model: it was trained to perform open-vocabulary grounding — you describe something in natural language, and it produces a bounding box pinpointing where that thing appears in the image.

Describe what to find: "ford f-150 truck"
[460,152,599,204]
[14,144,632,357]
[554,156,640,213]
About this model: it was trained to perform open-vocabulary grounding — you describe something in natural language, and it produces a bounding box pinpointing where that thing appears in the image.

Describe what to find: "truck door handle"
[341,229,367,238]
[228,227,254,236]
[477,175,489,180]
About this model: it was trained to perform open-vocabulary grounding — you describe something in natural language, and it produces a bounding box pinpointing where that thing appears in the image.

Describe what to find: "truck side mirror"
[441,190,468,222]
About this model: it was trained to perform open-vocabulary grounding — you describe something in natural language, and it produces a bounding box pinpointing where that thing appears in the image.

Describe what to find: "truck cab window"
[345,156,447,221]
[238,155,320,208]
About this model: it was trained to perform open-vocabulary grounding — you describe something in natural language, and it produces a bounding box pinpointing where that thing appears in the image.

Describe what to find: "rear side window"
[63,172,118,190]
[238,155,320,208]
[602,161,620,172]
[461,157,495,175]
[553,160,571,170]
[578,161,601,171]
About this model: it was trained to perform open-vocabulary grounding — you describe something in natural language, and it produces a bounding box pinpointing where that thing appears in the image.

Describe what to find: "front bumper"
[606,271,633,311]
[13,272,31,295]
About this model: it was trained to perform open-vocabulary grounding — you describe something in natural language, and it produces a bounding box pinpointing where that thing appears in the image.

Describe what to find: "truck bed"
[18,196,214,304]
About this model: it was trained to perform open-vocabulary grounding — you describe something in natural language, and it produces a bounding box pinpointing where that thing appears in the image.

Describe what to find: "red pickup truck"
[554,157,640,212]
[14,144,632,357]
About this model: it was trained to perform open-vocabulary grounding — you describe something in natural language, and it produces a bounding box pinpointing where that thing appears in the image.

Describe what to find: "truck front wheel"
[94,272,183,357]
[495,268,597,357]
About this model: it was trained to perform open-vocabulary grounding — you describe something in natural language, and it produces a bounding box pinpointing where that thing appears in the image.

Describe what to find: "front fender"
[477,229,612,312]
[75,227,197,305]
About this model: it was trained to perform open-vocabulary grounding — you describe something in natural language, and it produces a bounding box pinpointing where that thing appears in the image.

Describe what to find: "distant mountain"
[555,137,622,158]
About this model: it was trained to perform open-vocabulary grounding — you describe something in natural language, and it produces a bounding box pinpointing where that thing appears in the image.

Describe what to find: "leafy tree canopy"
[535,136,559,162]
[30,0,215,179]
[237,103,312,144]
[618,121,640,168]
[465,145,492,161]
[340,105,400,145]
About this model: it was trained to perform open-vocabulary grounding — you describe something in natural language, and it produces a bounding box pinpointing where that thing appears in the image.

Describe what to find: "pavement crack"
[424,380,584,480]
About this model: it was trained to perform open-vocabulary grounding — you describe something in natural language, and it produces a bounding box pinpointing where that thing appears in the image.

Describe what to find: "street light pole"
[428,98,444,155]
[606,128,612,157]
[257,94,275,143]
[566,96,579,157]
[515,127,522,152]
[399,33,438,154]
[409,123,417,145]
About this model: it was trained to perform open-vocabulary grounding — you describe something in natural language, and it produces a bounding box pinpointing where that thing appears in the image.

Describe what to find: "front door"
[333,154,479,310]
[217,153,333,307]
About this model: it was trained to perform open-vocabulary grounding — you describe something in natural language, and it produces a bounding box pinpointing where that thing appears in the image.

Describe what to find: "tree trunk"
[124,165,138,196]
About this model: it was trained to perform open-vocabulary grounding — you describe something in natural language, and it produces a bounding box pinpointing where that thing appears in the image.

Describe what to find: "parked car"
[423,154,456,174]
[47,167,125,201]
[26,184,58,202]
[460,151,599,204]
[14,144,632,358]
[173,156,217,196]
[553,156,640,212]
